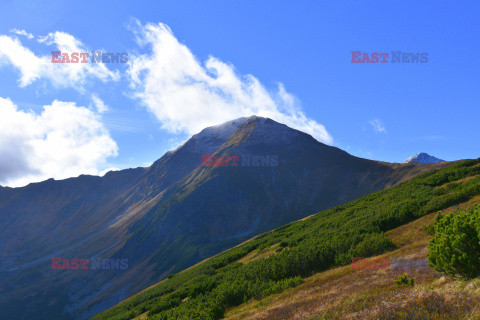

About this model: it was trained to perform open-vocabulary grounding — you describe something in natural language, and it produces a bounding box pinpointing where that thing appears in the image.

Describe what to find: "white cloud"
[369,119,386,134]
[127,20,333,144]
[0,97,118,187]
[99,167,120,176]
[9,28,34,40]
[0,31,119,90]
[91,94,109,113]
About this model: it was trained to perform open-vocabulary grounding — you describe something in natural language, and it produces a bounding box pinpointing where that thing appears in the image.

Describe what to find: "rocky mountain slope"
[0,116,450,320]
[403,152,445,164]
[92,158,480,320]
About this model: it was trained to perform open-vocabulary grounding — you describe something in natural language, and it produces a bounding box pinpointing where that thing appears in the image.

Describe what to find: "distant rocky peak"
[403,152,445,164]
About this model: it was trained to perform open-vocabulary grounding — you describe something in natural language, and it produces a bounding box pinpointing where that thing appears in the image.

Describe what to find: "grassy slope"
[225,196,480,320]
[92,159,480,320]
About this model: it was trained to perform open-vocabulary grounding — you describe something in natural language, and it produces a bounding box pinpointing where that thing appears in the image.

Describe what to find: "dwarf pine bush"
[395,274,415,287]
[428,205,480,278]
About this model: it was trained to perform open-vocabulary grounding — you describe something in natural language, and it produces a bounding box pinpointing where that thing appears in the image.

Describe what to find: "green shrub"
[395,274,414,287]
[353,233,395,257]
[423,222,435,236]
[428,205,480,278]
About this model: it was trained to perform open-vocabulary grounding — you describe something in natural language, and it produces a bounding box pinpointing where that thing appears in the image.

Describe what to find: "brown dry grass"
[237,243,281,264]
[132,312,148,320]
[223,199,480,320]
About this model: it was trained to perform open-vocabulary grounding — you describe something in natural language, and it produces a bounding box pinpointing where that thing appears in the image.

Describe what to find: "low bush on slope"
[92,159,480,320]
[429,204,480,278]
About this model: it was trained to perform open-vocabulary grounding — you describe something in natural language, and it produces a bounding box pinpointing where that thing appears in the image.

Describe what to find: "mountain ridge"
[0,116,453,320]
[91,158,480,320]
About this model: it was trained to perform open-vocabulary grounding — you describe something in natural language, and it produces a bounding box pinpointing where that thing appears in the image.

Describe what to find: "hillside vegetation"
[0,116,451,320]
[224,198,480,319]
[92,159,480,320]
[429,205,480,278]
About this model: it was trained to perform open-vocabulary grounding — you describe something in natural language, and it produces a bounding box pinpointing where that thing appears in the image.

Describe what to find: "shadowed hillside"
[91,158,480,320]
[0,116,451,320]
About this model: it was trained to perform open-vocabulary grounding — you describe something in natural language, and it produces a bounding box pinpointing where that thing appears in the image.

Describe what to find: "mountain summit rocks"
[403,152,445,164]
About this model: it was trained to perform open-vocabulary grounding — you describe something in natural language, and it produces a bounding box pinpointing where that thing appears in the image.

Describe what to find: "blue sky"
[0,0,479,186]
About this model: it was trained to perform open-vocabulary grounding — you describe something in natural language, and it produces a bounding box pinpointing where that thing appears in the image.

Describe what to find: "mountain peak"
[196,115,277,139]
[179,116,253,154]
[403,152,445,164]
[181,115,305,154]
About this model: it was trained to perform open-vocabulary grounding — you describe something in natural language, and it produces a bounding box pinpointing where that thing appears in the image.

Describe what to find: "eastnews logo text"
[51,257,128,270]
[51,51,128,63]
[351,51,428,63]
[201,154,278,167]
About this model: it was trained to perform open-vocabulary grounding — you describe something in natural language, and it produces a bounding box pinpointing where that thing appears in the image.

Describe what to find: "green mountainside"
[1,117,447,320]
[92,159,480,320]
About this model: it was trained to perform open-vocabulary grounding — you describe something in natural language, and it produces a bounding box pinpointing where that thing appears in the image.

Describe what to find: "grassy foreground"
[92,159,480,320]
[225,198,480,320]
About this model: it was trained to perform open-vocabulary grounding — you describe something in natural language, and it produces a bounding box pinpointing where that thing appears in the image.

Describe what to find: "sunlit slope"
[225,198,480,320]
[92,158,480,320]
[0,116,449,320]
